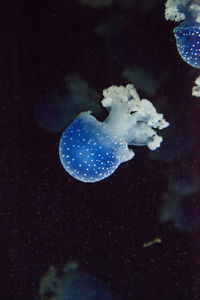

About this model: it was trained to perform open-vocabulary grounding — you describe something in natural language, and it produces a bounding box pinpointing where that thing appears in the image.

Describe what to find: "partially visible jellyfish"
[122,65,169,97]
[34,74,101,132]
[167,164,200,197]
[76,0,160,12]
[192,75,200,97]
[39,262,113,300]
[59,84,169,183]
[159,192,200,232]
[159,163,200,232]
[165,0,200,68]
[116,0,161,13]
[76,0,114,8]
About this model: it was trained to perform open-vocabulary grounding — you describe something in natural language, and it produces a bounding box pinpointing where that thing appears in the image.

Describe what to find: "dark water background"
[2,0,200,299]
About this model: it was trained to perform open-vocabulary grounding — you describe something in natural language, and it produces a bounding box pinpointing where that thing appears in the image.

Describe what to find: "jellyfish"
[59,84,169,183]
[165,0,200,68]
[76,0,114,8]
[192,75,200,97]
[34,74,101,132]
[122,65,169,97]
[39,262,113,300]
[159,163,200,232]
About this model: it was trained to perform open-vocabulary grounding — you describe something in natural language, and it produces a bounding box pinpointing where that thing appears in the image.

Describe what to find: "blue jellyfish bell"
[59,111,133,183]
[173,6,200,68]
[59,84,169,183]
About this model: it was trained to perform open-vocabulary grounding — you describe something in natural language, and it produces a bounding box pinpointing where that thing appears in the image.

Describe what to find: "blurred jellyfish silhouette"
[59,84,169,183]
[76,0,160,12]
[76,0,114,8]
[165,0,200,68]
[116,0,161,13]
[34,74,101,132]
[159,163,200,232]
[122,65,169,97]
[39,262,113,300]
[95,3,169,73]
[160,193,200,232]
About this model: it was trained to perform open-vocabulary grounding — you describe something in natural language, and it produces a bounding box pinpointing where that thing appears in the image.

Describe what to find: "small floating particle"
[143,238,162,248]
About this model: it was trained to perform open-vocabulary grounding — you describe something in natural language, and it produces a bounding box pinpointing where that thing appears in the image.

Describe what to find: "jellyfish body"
[39,262,113,300]
[59,111,133,183]
[174,21,200,68]
[59,84,169,183]
[58,270,113,300]
[165,0,200,68]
